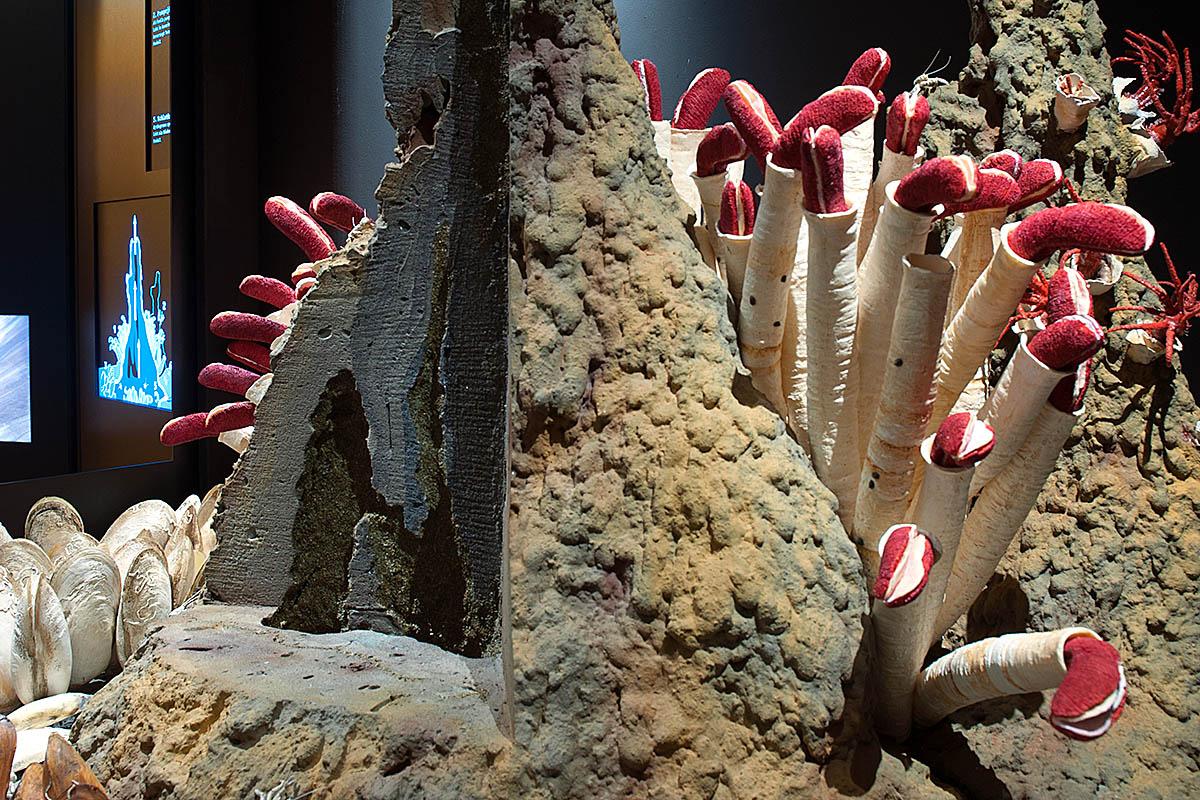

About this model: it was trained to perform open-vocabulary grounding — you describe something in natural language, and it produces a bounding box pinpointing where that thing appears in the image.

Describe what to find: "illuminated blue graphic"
[98,216,172,410]
[0,315,31,442]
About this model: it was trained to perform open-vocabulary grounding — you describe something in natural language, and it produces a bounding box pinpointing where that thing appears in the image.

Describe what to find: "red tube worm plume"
[673,68,732,129]
[198,363,260,397]
[160,413,215,446]
[873,524,937,608]
[1050,637,1127,740]
[227,341,272,373]
[930,413,996,469]
[630,59,663,121]
[884,92,930,156]
[309,192,370,233]
[1046,267,1093,322]
[1049,360,1092,413]
[1028,314,1105,370]
[1108,243,1199,363]
[980,149,1022,178]
[1008,159,1065,213]
[210,311,287,344]
[893,156,979,213]
[695,123,749,177]
[941,168,1020,216]
[1113,30,1199,147]
[1007,203,1155,262]
[291,264,318,285]
[785,85,879,137]
[723,81,783,168]
[843,48,892,95]
[295,276,318,299]
[206,401,256,433]
[264,197,336,263]
[797,126,849,214]
[240,275,297,310]
[718,180,756,236]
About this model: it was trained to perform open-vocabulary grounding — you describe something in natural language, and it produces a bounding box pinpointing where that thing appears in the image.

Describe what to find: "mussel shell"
[50,547,120,685]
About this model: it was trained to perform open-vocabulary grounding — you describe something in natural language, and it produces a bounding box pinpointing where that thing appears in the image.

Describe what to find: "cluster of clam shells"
[0,488,218,781]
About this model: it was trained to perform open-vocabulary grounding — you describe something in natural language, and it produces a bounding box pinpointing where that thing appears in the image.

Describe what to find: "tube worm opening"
[1008,159,1065,213]
[894,156,979,213]
[724,81,783,170]
[885,91,930,157]
[631,59,663,121]
[1046,267,1094,321]
[239,275,297,310]
[696,123,749,177]
[798,126,848,214]
[1054,73,1101,133]
[1027,314,1106,370]
[264,196,336,262]
[1049,360,1092,413]
[941,168,1020,217]
[1050,636,1127,740]
[672,67,732,130]
[309,192,370,233]
[719,180,757,237]
[874,524,938,607]
[781,85,879,145]
[930,413,996,469]
[980,149,1022,177]
[1007,203,1155,262]
[843,47,892,94]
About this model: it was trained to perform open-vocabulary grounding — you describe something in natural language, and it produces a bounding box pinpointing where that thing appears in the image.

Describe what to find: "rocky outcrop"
[918,2,1200,797]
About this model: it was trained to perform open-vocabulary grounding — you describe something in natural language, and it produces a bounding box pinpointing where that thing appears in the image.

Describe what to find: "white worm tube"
[859,147,925,266]
[740,155,805,414]
[668,127,711,219]
[946,208,1007,324]
[804,206,861,528]
[931,225,1042,428]
[692,170,731,270]
[968,339,1071,495]
[856,254,954,567]
[842,114,878,223]
[1054,73,1100,133]
[854,182,938,460]
[651,120,672,168]
[717,232,752,306]
[913,627,1100,727]
[935,403,1081,638]
[782,220,812,449]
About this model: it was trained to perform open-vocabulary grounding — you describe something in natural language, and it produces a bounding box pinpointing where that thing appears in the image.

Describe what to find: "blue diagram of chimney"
[98,215,172,410]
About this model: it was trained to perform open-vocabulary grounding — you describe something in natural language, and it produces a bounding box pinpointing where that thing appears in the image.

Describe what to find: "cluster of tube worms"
[158,192,370,450]
[631,49,1148,741]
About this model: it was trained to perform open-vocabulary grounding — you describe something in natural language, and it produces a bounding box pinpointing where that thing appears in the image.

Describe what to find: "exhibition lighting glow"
[97,215,172,410]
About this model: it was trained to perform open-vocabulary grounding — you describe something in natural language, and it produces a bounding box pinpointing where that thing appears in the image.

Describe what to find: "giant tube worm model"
[913,628,1125,739]
[840,48,891,217]
[931,202,1154,426]
[859,91,930,264]
[692,123,750,268]
[716,180,756,302]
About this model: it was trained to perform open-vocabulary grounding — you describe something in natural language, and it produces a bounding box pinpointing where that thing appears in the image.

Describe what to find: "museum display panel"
[2,0,1200,797]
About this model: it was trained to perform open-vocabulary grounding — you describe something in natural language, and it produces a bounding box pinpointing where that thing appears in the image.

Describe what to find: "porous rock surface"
[71,604,515,800]
[916,1,1200,796]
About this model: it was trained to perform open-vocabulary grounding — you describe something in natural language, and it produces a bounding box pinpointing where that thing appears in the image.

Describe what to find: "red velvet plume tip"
[1051,636,1126,740]
[723,81,783,168]
[980,149,1023,177]
[291,264,318,286]
[930,413,996,469]
[1028,314,1105,370]
[672,67,732,129]
[1009,158,1065,212]
[309,192,370,233]
[843,48,892,93]
[210,311,287,344]
[873,524,937,608]
[296,276,318,299]
[206,401,256,433]
[893,155,979,213]
[942,168,1020,216]
[198,363,260,397]
[631,59,663,121]
[785,85,878,137]
[227,341,271,373]
[264,196,336,263]
[718,180,757,236]
[1007,203,1155,263]
[160,413,214,446]
[797,126,849,214]
[1049,360,1092,413]
[239,275,297,310]
[695,123,749,177]
[1046,267,1094,322]
[884,91,930,156]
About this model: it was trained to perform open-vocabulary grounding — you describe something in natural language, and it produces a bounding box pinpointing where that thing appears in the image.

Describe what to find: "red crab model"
[1108,243,1199,364]
[1113,30,1200,147]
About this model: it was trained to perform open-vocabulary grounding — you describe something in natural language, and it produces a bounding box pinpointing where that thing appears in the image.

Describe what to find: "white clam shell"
[0,539,54,589]
[50,547,120,685]
[100,499,176,556]
[10,573,72,704]
[6,691,90,731]
[0,568,19,710]
[116,546,172,667]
